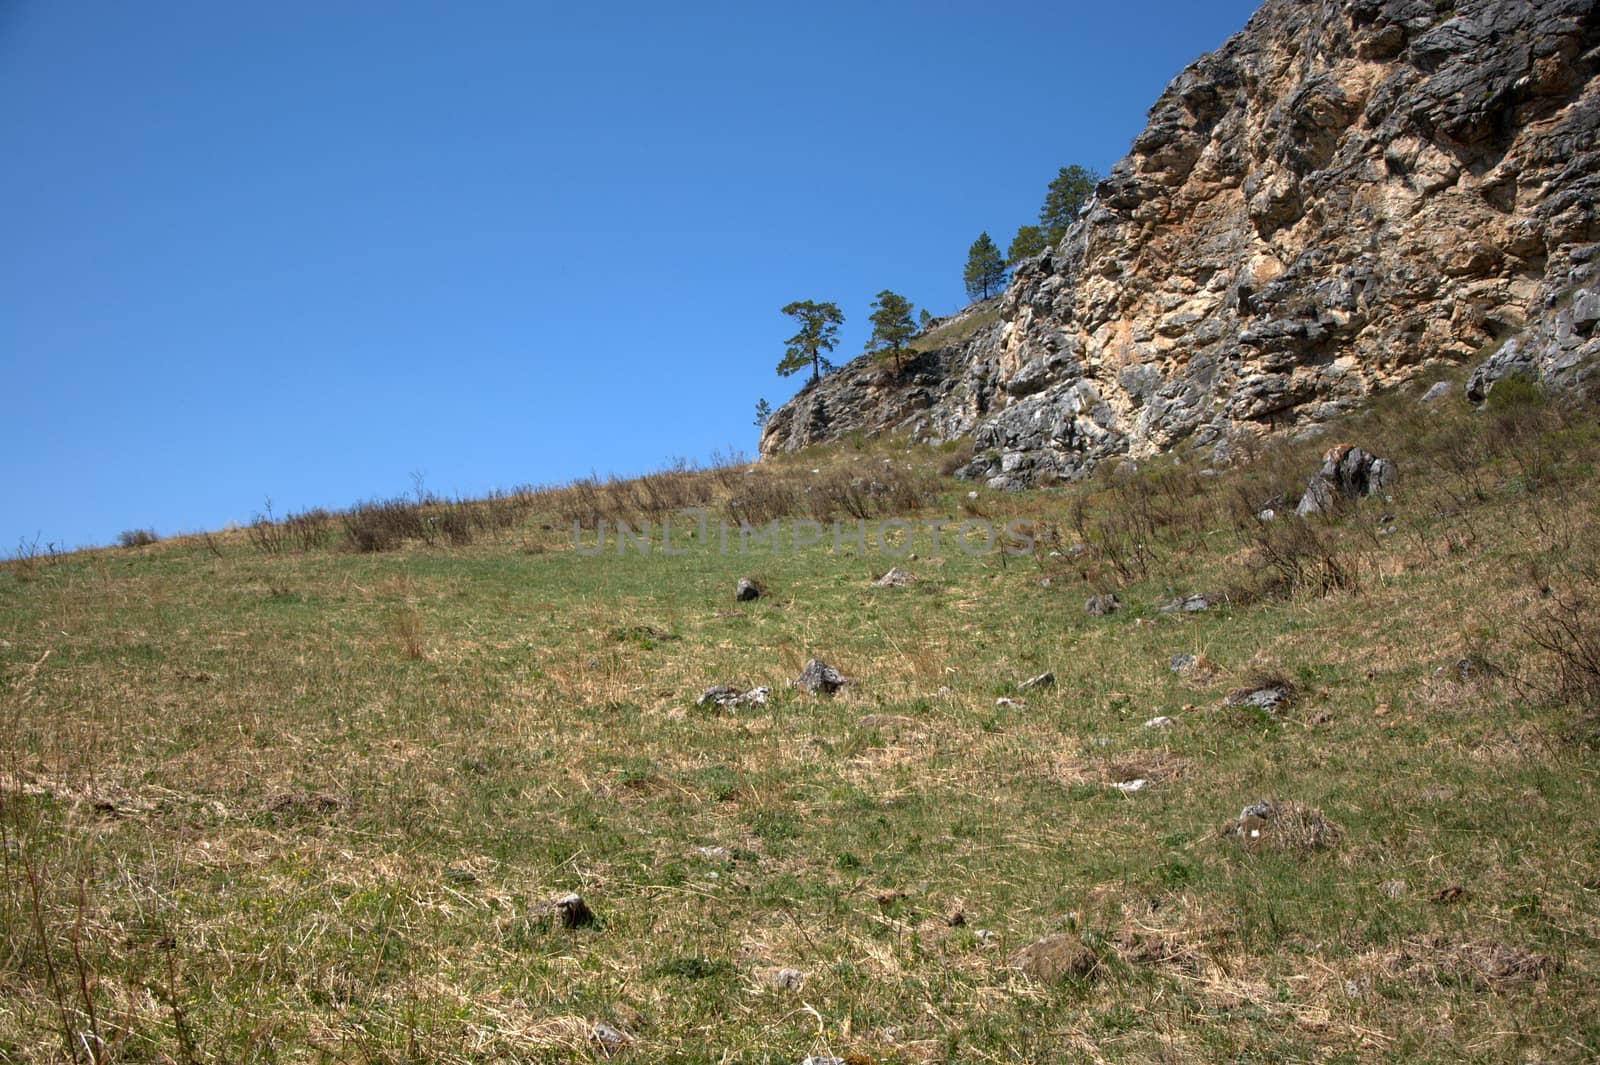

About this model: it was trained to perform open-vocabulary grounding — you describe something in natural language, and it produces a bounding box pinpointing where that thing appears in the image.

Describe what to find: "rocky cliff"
[760,0,1600,484]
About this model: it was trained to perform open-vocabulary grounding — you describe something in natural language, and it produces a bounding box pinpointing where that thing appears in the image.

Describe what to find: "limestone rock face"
[760,0,1600,482]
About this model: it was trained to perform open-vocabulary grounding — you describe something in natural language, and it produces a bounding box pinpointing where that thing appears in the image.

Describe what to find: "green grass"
[3,388,1600,1063]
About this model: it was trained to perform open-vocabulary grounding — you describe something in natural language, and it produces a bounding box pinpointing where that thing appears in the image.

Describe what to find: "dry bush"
[246,515,287,556]
[283,508,333,551]
[116,528,159,548]
[1243,515,1358,598]
[1522,576,1600,713]
[724,474,800,528]
[342,499,425,553]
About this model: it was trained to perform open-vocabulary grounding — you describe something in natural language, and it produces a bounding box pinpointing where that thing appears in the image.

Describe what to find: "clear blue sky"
[1,0,1260,551]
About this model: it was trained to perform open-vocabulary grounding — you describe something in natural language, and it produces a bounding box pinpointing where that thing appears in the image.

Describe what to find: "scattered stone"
[801,1057,846,1065]
[696,685,772,710]
[1296,445,1397,516]
[1112,778,1152,793]
[1257,507,1277,522]
[531,892,595,930]
[734,578,763,602]
[1224,678,1297,712]
[1036,577,1053,588]
[995,697,1026,709]
[1159,592,1220,614]
[1430,885,1467,905]
[1420,380,1453,404]
[874,567,916,588]
[1144,715,1176,729]
[1343,979,1362,999]
[1085,593,1121,617]
[1019,671,1055,690]
[795,659,846,696]
[975,929,998,943]
[1067,542,1090,558]
[1011,933,1098,983]
[1224,800,1338,852]
[771,967,805,991]
[591,1023,631,1051]
[1168,653,1197,674]
[945,908,967,927]
[1379,879,1407,899]
[1437,654,1503,683]
[443,867,479,885]
[694,845,729,859]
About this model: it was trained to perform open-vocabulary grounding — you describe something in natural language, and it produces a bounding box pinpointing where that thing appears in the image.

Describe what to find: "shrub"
[342,499,425,553]
[116,528,159,548]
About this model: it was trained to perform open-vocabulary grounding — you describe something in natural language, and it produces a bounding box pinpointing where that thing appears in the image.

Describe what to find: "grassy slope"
[2,387,1599,1064]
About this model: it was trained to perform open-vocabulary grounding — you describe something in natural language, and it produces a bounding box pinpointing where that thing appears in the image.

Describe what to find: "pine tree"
[865,289,917,373]
[753,398,772,427]
[1039,165,1098,243]
[776,300,844,383]
[1007,224,1047,263]
[963,232,1007,301]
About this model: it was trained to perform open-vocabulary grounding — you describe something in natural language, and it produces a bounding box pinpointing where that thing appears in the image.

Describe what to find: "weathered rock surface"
[761,0,1600,480]
[1295,444,1397,514]
[794,659,847,696]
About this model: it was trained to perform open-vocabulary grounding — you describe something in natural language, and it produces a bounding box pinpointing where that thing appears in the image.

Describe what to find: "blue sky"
[1,0,1260,551]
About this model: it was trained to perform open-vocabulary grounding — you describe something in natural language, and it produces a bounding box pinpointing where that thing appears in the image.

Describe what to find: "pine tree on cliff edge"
[865,289,917,373]
[963,232,1006,301]
[776,300,844,384]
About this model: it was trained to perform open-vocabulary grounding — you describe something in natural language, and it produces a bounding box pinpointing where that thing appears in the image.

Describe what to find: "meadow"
[3,379,1599,1063]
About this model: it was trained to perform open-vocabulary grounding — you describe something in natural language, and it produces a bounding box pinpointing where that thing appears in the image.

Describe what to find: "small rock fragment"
[874,567,916,588]
[1225,679,1296,712]
[1019,671,1055,690]
[697,685,772,710]
[795,659,846,695]
[734,578,763,602]
[1169,653,1197,674]
[532,892,595,929]
[1420,380,1453,404]
[1159,592,1219,614]
[995,697,1026,709]
[1085,593,1121,616]
[1112,778,1151,793]
[1379,879,1407,899]
[771,967,805,990]
[591,1023,631,1050]
[1144,715,1176,729]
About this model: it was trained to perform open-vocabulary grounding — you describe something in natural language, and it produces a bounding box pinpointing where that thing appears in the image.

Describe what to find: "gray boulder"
[794,659,846,696]
[734,578,763,602]
[1296,445,1396,516]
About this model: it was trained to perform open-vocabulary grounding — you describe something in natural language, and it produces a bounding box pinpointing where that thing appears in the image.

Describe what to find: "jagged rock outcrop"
[758,301,1005,454]
[761,0,1600,483]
